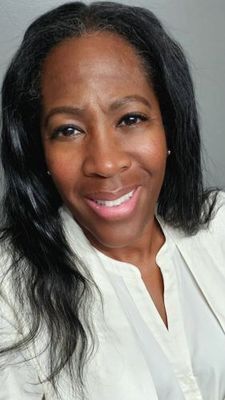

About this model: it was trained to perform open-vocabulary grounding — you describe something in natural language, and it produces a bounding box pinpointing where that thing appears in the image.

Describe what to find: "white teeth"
[95,190,134,207]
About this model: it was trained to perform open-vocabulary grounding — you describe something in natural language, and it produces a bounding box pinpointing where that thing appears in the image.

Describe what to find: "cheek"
[44,146,81,191]
[132,134,167,175]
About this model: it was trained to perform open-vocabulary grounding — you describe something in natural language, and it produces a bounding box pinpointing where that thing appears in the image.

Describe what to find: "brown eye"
[118,113,148,127]
[51,125,83,139]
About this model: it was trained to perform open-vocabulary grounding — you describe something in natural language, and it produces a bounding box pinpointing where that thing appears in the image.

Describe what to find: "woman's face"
[41,32,167,249]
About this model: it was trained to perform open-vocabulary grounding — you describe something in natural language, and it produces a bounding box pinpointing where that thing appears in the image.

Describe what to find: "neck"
[86,217,165,274]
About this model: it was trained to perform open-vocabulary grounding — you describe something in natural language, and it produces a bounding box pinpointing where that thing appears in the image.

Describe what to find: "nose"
[82,129,131,178]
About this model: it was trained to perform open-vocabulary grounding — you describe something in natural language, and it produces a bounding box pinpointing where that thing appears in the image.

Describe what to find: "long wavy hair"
[0,1,217,395]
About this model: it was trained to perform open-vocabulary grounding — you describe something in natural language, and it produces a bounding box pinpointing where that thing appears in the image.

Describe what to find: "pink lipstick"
[85,186,140,220]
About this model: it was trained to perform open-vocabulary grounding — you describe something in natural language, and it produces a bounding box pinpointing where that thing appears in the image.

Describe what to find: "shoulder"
[165,190,225,244]
[0,244,25,339]
[203,190,225,238]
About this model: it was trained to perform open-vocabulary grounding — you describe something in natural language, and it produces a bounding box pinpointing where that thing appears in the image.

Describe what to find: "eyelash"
[51,113,148,139]
[51,124,83,139]
[118,112,148,127]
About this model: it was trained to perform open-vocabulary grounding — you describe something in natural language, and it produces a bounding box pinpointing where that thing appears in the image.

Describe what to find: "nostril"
[82,149,131,177]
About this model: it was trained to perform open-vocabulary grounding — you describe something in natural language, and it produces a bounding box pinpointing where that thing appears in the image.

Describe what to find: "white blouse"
[1,195,225,400]
[92,224,225,400]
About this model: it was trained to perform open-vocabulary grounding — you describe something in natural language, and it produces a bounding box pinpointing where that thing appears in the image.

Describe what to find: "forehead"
[43,31,146,70]
[41,31,154,110]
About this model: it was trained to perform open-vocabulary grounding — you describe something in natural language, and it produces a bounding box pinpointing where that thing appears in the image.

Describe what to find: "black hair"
[0,1,217,395]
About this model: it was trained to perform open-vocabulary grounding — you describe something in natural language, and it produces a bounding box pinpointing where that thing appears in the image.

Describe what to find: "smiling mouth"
[93,190,134,207]
[85,187,140,220]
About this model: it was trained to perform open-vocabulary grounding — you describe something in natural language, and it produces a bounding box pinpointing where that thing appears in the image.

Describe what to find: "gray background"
[0,0,225,189]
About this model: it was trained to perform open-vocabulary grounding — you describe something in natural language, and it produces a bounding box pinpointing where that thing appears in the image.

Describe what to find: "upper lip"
[85,186,138,201]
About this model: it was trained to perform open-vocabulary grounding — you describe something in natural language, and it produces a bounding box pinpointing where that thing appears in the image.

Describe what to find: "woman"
[0,2,224,399]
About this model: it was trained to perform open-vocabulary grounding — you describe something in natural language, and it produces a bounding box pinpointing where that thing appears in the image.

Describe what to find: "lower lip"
[85,187,141,220]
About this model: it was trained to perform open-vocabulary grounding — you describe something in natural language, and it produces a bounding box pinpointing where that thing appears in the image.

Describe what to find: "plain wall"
[0,0,225,189]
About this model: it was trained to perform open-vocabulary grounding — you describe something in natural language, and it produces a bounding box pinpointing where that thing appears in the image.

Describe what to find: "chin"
[83,221,148,250]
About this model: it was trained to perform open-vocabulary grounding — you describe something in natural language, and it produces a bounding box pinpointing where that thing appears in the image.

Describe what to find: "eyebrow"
[109,95,151,111]
[43,106,85,128]
[43,95,151,127]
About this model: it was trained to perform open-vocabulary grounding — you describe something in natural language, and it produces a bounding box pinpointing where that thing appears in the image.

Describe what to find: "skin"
[41,32,169,326]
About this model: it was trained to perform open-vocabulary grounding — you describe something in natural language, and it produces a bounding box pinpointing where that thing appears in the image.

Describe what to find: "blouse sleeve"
[0,282,44,399]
